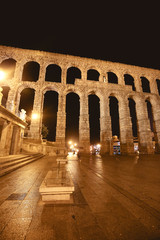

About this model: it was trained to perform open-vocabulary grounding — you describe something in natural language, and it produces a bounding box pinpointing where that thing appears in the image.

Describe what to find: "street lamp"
[0,70,5,81]
[32,113,39,120]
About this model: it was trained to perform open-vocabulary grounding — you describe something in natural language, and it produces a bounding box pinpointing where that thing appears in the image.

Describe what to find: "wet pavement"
[0,154,160,240]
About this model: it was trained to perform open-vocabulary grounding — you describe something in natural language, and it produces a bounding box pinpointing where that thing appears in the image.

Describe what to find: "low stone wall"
[22,139,67,156]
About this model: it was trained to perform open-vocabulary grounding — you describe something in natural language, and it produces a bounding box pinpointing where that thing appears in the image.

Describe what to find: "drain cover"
[6,193,27,200]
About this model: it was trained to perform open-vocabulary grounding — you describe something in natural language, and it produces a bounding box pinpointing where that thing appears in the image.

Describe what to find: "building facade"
[0,97,27,156]
[0,45,160,154]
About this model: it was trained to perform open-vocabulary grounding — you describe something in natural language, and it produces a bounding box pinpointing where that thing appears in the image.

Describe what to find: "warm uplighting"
[0,70,5,81]
[67,140,79,156]
[32,113,39,120]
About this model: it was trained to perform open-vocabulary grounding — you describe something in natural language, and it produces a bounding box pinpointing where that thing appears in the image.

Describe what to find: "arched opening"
[128,98,138,137]
[109,96,120,137]
[66,92,80,142]
[141,77,150,93]
[124,74,136,91]
[156,79,160,95]
[22,61,40,82]
[87,69,99,81]
[107,72,118,84]
[45,64,61,82]
[145,99,158,151]
[43,91,58,141]
[146,100,154,133]
[67,67,81,84]
[146,99,160,152]
[89,94,100,144]
[19,88,35,117]
[0,58,16,79]
[1,86,10,107]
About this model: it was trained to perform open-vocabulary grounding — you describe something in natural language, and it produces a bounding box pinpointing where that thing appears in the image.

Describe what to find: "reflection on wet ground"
[0,154,160,240]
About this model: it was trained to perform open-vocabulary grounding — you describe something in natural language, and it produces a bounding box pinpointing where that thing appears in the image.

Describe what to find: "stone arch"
[87,89,103,100]
[22,61,40,82]
[109,95,120,137]
[42,85,60,96]
[124,74,136,91]
[45,64,61,82]
[42,90,59,141]
[88,93,100,144]
[0,58,16,79]
[65,92,80,142]
[67,67,81,84]
[141,76,151,93]
[87,69,100,81]
[156,79,160,95]
[107,72,118,84]
[19,87,35,116]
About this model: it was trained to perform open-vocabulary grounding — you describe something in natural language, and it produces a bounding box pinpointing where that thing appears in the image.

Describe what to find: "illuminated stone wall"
[0,45,160,154]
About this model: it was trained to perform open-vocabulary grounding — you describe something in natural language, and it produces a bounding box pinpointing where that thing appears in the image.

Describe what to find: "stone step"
[0,154,35,165]
[0,153,42,169]
[0,153,44,177]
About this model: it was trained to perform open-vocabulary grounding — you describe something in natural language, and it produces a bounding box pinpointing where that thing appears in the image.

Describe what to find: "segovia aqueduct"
[0,45,160,155]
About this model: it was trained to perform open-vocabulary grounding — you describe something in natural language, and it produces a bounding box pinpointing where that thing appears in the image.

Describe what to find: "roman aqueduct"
[0,45,160,154]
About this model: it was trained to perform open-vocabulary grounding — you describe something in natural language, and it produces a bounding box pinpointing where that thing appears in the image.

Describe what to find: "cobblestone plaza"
[0,154,160,240]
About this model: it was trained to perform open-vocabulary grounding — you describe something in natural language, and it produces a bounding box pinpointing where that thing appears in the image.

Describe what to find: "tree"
[41,124,49,139]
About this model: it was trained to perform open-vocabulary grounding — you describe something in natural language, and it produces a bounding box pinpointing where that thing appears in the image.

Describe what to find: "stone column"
[100,96,112,155]
[133,75,142,92]
[99,71,103,82]
[6,89,17,113]
[151,97,160,152]
[61,66,67,84]
[38,62,47,83]
[0,87,3,105]
[14,61,24,82]
[135,96,154,154]
[119,96,134,154]
[81,69,87,82]
[28,89,43,142]
[117,72,125,85]
[55,93,66,146]
[9,126,22,155]
[0,121,13,156]
[149,77,159,95]
[79,92,90,154]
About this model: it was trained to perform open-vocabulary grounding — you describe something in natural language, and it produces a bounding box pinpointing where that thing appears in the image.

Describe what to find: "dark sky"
[0,2,160,70]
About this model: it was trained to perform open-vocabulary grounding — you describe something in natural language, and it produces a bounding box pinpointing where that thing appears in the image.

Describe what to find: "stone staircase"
[0,153,44,177]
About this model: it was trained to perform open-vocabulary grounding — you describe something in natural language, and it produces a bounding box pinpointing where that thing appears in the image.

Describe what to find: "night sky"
[0,3,159,143]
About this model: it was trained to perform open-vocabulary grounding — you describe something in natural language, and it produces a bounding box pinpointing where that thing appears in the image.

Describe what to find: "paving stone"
[0,155,160,239]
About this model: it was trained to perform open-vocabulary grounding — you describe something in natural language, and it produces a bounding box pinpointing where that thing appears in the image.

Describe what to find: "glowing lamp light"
[32,113,39,120]
[0,70,5,81]
[68,141,72,145]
